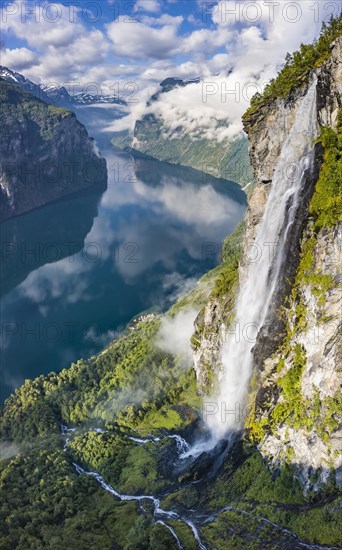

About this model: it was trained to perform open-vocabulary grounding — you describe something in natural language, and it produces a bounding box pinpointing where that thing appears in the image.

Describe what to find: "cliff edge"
[0,79,107,221]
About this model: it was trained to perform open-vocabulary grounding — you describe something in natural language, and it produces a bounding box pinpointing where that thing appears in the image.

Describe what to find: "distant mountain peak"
[160,77,200,88]
[72,92,127,106]
[148,76,201,105]
[0,66,127,108]
[0,65,48,102]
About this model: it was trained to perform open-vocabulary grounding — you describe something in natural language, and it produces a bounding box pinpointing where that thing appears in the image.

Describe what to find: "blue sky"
[1,0,225,72]
[1,1,340,137]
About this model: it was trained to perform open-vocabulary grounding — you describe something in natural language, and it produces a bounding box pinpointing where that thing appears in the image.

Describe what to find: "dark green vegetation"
[0,78,69,140]
[246,112,341,449]
[2,414,341,549]
[1,318,200,442]
[2,213,339,548]
[0,438,141,550]
[244,16,342,119]
[113,118,254,189]
[0,317,200,549]
[2,23,342,550]
[310,108,342,228]
[0,79,107,221]
[162,443,342,548]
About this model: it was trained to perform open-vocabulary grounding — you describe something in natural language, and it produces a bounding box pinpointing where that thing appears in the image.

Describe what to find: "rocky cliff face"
[253,221,342,489]
[193,37,342,484]
[131,116,254,188]
[243,37,341,185]
[0,80,107,221]
[110,76,255,189]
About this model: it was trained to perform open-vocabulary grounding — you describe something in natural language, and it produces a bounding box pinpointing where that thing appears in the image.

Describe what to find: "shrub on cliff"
[244,16,342,119]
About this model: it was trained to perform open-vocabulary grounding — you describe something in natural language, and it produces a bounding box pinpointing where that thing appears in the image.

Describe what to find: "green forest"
[1,16,342,550]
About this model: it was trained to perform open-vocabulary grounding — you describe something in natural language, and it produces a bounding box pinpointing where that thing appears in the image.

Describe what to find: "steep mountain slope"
[0,79,107,220]
[244,38,342,482]
[193,30,342,481]
[0,66,127,108]
[111,77,254,189]
[132,116,253,188]
[0,66,50,102]
[1,19,341,550]
[40,83,127,107]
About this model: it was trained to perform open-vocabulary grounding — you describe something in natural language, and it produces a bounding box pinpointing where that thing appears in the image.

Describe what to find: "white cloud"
[107,17,179,59]
[156,308,199,364]
[65,30,109,65]
[162,272,198,303]
[181,26,232,55]
[25,28,110,83]
[0,0,330,143]
[0,442,20,460]
[135,0,327,140]
[138,59,203,84]
[104,83,158,133]
[141,13,184,26]
[187,14,205,27]
[0,1,110,83]
[1,2,84,50]
[137,0,161,13]
[0,47,39,70]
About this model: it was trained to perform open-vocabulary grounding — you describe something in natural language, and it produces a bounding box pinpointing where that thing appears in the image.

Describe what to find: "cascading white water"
[62,425,206,548]
[207,80,319,439]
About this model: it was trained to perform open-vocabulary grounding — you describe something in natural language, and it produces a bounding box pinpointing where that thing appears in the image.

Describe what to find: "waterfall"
[207,81,319,439]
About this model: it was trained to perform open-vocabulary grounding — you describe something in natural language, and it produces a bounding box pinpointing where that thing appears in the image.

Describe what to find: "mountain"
[240,32,342,481]
[72,92,127,106]
[40,84,127,107]
[193,30,342,481]
[133,116,254,188]
[149,76,201,103]
[1,19,341,550]
[0,79,107,221]
[0,66,52,103]
[38,83,75,107]
[0,67,127,108]
[111,75,255,190]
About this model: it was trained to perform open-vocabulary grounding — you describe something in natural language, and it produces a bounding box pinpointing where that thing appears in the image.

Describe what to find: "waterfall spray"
[206,80,319,440]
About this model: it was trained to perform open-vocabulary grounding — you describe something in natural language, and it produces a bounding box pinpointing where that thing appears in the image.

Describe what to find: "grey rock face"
[192,37,342,482]
[243,37,341,186]
[258,223,342,482]
[0,80,107,221]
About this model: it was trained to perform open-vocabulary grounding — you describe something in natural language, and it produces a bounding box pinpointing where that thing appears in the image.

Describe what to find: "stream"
[55,80,340,550]
[61,424,205,549]
[60,425,340,550]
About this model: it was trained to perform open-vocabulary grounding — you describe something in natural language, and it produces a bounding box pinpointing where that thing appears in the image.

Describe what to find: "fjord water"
[207,81,319,440]
[0,132,246,401]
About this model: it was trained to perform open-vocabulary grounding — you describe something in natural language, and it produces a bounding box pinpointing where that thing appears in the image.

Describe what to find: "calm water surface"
[0,111,246,401]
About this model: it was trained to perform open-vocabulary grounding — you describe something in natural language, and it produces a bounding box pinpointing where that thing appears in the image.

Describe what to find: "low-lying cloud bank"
[156,307,199,367]
[0,442,20,460]
[1,1,331,141]
[108,0,328,140]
